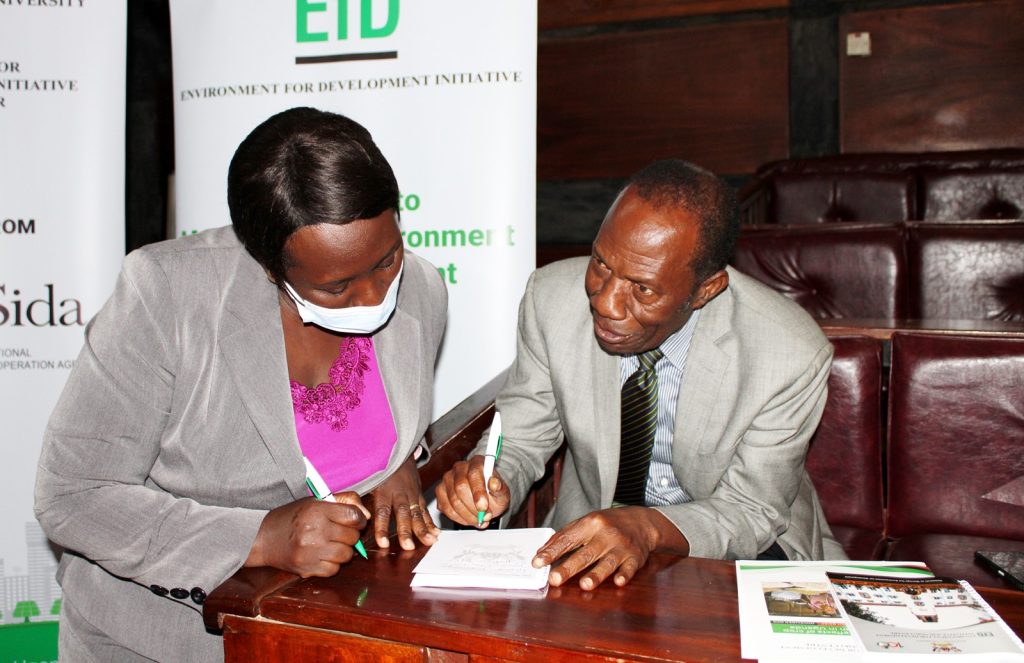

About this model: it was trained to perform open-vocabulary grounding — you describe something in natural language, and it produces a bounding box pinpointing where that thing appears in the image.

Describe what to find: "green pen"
[304,456,368,559]
[478,412,503,526]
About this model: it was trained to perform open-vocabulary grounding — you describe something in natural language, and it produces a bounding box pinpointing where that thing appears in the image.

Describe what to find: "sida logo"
[296,0,400,64]
[0,283,83,327]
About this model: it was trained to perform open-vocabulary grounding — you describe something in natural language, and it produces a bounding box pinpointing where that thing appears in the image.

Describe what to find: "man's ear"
[690,269,729,310]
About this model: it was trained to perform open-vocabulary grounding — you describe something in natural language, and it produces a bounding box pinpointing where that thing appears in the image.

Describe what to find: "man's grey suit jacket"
[34,227,446,662]
[486,257,845,562]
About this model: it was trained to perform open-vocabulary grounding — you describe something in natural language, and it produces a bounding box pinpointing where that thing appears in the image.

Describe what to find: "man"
[437,159,845,591]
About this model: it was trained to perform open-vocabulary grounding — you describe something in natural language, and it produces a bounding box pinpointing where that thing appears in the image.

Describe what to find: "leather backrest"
[770,173,915,224]
[920,169,1024,221]
[806,335,885,531]
[746,149,1024,226]
[886,332,1024,539]
[731,224,908,318]
[907,222,1024,321]
[755,149,1024,179]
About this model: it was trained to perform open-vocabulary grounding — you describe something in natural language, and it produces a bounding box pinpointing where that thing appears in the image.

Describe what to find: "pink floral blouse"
[291,337,397,492]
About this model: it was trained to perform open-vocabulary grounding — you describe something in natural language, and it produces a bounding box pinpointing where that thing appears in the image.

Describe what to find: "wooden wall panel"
[538,19,790,179]
[840,0,1024,153]
[539,0,788,30]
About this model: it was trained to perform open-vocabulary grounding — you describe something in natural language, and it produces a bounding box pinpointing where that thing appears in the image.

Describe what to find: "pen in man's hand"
[478,412,503,526]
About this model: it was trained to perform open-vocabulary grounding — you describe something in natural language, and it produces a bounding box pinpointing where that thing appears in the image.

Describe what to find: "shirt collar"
[656,308,701,370]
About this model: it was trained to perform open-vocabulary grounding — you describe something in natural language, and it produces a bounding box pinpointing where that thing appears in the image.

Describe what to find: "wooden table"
[816,317,1024,340]
[205,546,1024,662]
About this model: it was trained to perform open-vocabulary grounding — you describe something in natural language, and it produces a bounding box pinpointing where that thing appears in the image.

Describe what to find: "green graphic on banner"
[0,620,59,663]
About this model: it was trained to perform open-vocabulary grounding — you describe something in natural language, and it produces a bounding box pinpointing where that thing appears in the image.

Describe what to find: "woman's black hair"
[227,107,400,280]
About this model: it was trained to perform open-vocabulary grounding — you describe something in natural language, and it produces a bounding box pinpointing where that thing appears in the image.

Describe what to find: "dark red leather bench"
[769,172,915,225]
[805,335,886,561]
[883,332,1024,587]
[731,221,1024,322]
[741,149,1024,226]
[920,169,1024,222]
[731,224,908,319]
[907,222,1024,321]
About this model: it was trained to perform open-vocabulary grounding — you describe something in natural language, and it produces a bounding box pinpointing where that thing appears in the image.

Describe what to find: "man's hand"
[532,507,689,590]
[369,456,439,550]
[246,493,370,578]
[436,455,511,527]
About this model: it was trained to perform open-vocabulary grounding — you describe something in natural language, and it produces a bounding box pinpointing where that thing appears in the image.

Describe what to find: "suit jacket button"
[150,585,169,596]
[190,587,207,605]
[170,587,190,600]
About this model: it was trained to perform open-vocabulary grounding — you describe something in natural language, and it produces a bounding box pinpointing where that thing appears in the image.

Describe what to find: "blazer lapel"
[217,255,308,501]
[373,301,422,475]
[674,285,734,480]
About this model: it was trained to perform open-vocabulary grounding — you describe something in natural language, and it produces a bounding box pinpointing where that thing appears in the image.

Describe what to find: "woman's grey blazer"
[34,226,447,662]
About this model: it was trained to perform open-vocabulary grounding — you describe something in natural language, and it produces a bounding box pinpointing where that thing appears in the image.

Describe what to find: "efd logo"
[297,0,399,42]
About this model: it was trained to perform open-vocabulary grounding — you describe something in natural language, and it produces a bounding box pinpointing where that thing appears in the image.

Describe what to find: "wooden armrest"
[202,567,299,632]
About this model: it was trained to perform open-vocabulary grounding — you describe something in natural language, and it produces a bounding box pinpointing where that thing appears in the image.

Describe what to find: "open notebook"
[411,528,555,591]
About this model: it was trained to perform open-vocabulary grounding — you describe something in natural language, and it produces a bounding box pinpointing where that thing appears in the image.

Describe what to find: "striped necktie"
[614,348,663,506]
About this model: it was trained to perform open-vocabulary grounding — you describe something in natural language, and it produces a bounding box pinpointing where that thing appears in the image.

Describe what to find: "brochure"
[826,572,1024,661]
[735,560,934,662]
[411,528,554,591]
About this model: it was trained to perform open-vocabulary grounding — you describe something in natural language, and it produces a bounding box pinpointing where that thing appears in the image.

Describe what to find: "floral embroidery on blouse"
[290,337,372,432]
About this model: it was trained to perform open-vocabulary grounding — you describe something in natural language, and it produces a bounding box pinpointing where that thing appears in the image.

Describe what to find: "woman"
[34,107,445,662]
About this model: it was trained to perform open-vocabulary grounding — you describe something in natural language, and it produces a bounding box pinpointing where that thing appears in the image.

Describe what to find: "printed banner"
[169,0,537,418]
[0,1,127,659]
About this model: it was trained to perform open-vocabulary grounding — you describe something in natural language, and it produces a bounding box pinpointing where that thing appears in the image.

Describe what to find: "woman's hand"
[246,492,371,578]
[369,456,439,550]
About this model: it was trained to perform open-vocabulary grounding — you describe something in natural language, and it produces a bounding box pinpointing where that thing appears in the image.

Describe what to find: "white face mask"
[282,261,403,334]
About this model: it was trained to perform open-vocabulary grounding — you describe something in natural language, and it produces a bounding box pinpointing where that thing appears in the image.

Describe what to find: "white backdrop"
[0,0,126,640]
[169,0,537,418]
